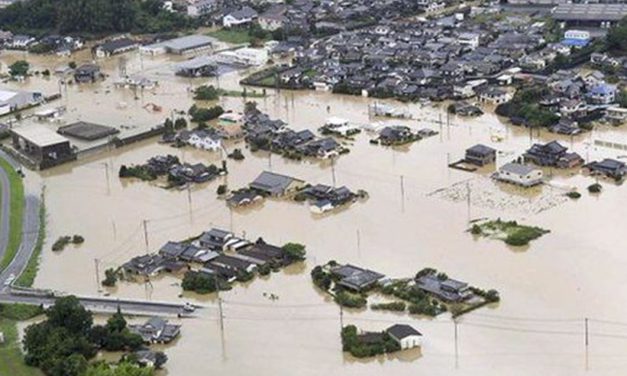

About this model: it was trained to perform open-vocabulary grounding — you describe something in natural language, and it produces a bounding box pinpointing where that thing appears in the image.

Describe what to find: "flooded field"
[3,50,627,375]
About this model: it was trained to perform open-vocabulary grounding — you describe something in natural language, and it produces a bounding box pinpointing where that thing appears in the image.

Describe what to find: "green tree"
[607,16,627,53]
[282,242,306,261]
[46,295,93,334]
[9,60,29,76]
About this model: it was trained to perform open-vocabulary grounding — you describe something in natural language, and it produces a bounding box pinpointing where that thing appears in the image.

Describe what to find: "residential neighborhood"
[1,0,627,374]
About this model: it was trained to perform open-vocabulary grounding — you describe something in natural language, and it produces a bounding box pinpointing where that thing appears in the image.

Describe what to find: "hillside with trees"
[0,0,194,35]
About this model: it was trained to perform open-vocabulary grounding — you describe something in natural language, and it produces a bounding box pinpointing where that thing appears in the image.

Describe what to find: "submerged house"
[249,171,305,196]
[465,144,496,166]
[584,158,627,179]
[494,163,543,187]
[74,64,101,83]
[378,126,414,145]
[330,264,385,292]
[122,254,186,277]
[386,324,422,349]
[199,228,233,251]
[524,141,582,168]
[129,317,181,344]
[415,273,472,303]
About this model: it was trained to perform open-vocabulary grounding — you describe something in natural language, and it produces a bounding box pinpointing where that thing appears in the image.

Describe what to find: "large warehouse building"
[11,125,76,169]
[552,3,627,28]
[141,35,215,55]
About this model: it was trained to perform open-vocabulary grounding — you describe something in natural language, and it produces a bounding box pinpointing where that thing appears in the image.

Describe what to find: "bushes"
[334,290,367,308]
[282,242,306,261]
[52,234,85,251]
[341,325,401,358]
[193,85,220,101]
[588,183,602,193]
[188,104,224,123]
[119,165,157,181]
[370,301,406,312]
[102,268,119,287]
[8,60,29,77]
[216,184,227,195]
[566,191,581,199]
[227,148,245,161]
[311,266,332,290]
[181,271,218,294]
[472,219,549,246]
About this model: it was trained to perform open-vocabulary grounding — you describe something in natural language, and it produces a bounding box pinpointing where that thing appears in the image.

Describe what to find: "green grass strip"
[0,157,24,271]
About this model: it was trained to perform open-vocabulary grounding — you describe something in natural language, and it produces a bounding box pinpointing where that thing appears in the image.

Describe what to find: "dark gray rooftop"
[552,4,627,22]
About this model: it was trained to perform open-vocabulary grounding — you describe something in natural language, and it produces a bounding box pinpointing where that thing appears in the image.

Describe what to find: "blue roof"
[562,38,589,47]
[589,83,616,96]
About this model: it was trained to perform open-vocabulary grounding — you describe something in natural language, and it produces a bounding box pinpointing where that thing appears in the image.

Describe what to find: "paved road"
[0,293,196,316]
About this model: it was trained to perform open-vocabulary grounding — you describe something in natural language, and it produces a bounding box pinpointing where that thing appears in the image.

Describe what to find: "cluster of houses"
[460,140,626,186]
[122,228,297,284]
[226,170,363,214]
[0,31,83,54]
[244,106,346,159]
[162,128,223,152]
[119,154,224,186]
[246,8,552,102]
[182,0,429,34]
[328,263,477,305]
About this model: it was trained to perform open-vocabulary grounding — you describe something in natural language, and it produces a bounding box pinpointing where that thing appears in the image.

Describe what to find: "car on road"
[3,273,16,286]
[183,302,196,312]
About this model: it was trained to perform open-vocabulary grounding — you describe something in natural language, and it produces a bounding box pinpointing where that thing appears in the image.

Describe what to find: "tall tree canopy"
[0,0,192,35]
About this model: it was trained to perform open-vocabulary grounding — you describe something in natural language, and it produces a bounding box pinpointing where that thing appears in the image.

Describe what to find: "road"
[0,152,197,317]
[0,292,195,316]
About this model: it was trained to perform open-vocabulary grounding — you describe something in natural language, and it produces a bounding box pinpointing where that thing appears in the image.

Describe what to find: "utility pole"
[356,229,361,258]
[103,162,110,195]
[466,182,471,224]
[585,317,589,371]
[94,258,101,291]
[331,157,337,187]
[400,175,405,212]
[187,184,193,223]
[142,220,149,252]
[268,152,272,171]
[218,297,224,333]
[339,305,344,330]
[454,319,459,369]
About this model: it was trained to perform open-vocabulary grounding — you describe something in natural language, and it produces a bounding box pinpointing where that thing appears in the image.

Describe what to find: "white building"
[495,163,543,187]
[386,324,422,350]
[223,6,258,28]
[217,48,268,66]
[0,89,43,115]
[458,32,480,49]
[187,131,221,151]
[187,0,216,17]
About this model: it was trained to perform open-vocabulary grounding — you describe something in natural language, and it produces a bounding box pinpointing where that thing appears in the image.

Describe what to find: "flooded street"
[3,50,627,375]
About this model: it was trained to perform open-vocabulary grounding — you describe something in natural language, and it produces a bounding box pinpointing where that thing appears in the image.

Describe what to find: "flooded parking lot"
[4,49,627,375]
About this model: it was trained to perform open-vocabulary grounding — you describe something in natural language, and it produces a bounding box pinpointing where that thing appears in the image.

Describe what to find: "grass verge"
[0,157,24,271]
[15,197,45,287]
[207,29,255,44]
[0,303,45,376]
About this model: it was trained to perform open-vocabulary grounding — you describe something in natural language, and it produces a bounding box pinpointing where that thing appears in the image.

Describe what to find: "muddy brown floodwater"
[3,49,627,376]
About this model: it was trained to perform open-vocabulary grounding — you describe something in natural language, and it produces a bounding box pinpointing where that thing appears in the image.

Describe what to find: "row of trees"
[22,296,165,376]
[0,0,193,35]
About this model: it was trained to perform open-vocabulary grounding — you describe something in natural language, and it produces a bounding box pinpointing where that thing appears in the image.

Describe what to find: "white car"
[183,302,196,312]
[3,274,16,286]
